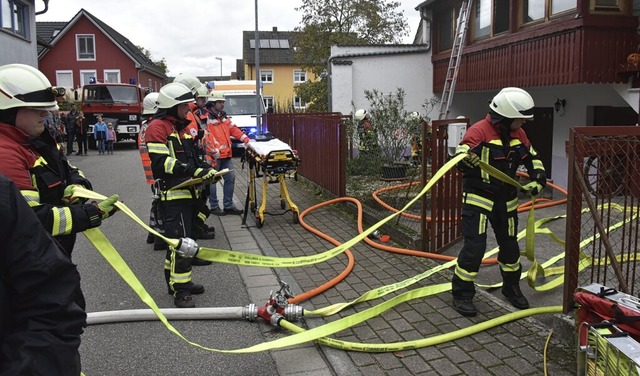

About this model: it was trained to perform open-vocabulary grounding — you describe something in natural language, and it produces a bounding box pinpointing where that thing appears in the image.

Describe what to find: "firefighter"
[192,84,210,128]
[354,109,378,155]
[205,90,249,216]
[173,73,216,242]
[0,63,118,257]
[451,87,546,317]
[408,111,423,165]
[139,92,170,250]
[145,82,220,308]
[0,174,86,375]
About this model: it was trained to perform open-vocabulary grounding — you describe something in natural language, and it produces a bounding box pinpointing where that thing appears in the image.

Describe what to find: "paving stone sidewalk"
[225,158,576,376]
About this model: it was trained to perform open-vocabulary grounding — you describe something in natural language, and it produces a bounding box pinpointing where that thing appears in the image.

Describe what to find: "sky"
[36,0,421,77]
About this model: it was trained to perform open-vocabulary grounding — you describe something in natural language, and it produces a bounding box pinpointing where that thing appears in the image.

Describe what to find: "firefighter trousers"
[452,200,522,300]
[160,198,198,296]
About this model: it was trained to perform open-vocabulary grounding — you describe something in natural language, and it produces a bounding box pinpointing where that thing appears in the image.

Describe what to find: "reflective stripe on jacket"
[138,120,155,184]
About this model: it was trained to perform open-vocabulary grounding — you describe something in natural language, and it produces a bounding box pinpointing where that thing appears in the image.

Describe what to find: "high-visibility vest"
[138,120,154,184]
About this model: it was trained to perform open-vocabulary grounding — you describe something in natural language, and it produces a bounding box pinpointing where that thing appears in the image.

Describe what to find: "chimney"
[272,26,277,32]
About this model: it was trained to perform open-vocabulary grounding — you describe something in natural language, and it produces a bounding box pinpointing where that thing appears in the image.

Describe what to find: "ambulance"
[209,80,265,152]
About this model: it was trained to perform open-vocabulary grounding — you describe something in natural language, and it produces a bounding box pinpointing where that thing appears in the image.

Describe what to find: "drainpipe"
[418,6,432,52]
[35,0,50,15]
[327,57,333,112]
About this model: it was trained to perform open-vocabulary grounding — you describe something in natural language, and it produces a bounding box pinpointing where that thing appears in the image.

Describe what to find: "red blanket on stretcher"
[575,286,640,344]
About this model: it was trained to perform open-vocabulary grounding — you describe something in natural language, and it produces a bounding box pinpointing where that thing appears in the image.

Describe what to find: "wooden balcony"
[433,14,640,93]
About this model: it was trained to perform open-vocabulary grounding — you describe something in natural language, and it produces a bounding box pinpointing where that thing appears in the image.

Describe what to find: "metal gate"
[564,126,640,312]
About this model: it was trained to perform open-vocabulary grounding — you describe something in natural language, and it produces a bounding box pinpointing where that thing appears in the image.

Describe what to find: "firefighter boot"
[166,270,205,295]
[146,232,155,244]
[452,297,477,317]
[174,292,196,308]
[500,267,529,309]
[167,282,204,295]
[192,223,215,240]
[501,284,529,309]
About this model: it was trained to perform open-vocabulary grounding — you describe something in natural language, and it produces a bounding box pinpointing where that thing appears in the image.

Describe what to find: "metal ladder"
[437,0,473,120]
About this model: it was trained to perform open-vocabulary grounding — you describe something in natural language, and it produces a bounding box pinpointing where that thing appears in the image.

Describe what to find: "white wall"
[447,84,634,190]
[330,46,433,117]
[0,0,38,67]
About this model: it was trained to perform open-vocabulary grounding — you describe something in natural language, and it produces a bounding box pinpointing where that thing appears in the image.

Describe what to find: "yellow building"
[240,28,317,112]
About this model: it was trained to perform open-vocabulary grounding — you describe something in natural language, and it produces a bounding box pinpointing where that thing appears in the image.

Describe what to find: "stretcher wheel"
[255,215,264,228]
[280,199,286,209]
[292,212,299,224]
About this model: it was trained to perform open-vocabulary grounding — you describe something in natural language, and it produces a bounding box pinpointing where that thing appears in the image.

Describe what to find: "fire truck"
[81,83,146,149]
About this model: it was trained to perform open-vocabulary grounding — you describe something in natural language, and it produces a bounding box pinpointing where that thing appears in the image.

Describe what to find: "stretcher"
[576,284,640,375]
[242,138,300,228]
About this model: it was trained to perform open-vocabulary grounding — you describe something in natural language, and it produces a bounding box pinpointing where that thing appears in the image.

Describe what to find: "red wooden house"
[36,8,166,96]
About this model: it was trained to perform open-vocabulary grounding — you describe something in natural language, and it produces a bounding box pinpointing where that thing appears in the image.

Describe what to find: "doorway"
[523,107,554,176]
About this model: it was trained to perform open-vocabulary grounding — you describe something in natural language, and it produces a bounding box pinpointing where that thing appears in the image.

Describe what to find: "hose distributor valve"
[257,280,304,326]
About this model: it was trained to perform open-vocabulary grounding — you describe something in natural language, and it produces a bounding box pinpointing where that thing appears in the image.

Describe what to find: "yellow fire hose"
[71,153,636,355]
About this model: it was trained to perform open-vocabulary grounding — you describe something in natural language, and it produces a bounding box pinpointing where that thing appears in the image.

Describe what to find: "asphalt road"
[67,143,278,375]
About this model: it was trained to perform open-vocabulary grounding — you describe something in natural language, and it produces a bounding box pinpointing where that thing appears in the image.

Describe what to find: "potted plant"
[362,88,419,179]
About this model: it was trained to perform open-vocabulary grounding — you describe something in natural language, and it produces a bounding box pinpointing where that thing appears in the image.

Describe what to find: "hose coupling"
[270,313,284,327]
[283,304,304,321]
[175,237,199,258]
[243,303,258,322]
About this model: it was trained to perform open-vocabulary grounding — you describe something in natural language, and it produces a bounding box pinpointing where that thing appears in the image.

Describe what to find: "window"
[437,7,455,51]
[56,70,73,88]
[260,69,273,83]
[522,0,545,23]
[104,70,121,83]
[293,70,306,84]
[263,96,274,112]
[80,70,97,86]
[591,0,625,12]
[522,0,577,25]
[77,35,95,60]
[472,0,510,40]
[294,96,306,110]
[1,0,28,38]
[552,0,574,14]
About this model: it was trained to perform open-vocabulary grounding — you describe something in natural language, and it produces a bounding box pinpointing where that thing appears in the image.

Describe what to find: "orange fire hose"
[290,173,567,304]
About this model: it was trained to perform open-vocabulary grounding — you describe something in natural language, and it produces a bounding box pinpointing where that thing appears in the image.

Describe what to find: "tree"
[294,0,408,112]
[137,45,168,76]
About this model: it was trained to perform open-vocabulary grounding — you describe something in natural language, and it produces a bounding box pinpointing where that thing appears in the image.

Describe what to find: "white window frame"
[76,34,96,60]
[260,69,274,83]
[521,0,577,26]
[80,69,97,86]
[263,96,274,111]
[55,70,73,89]
[293,96,306,110]
[293,70,307,84]
[1,0,29,38]
[103,69,121,83]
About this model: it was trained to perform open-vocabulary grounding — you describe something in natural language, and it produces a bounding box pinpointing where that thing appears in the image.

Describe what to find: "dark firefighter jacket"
[0,174,86,376]
[456,114,546,209]
[144,115,204,196]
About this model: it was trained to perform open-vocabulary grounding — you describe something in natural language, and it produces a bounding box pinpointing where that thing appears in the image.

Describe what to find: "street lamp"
[215,57,222,78]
